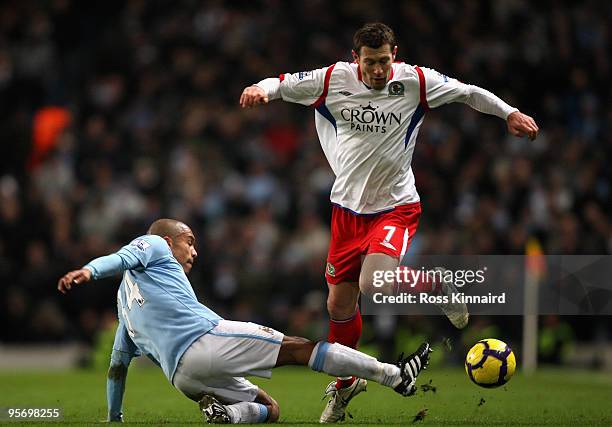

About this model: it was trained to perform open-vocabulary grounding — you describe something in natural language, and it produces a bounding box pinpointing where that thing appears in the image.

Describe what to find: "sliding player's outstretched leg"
[307,341,432,398]
[277,335,432,423]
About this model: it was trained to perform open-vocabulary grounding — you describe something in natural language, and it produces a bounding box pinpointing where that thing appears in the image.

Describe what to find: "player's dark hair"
[353,23,396,55]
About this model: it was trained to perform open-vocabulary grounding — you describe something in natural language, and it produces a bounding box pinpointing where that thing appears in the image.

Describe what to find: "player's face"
[353,44,397,90]
[170,229,198,274]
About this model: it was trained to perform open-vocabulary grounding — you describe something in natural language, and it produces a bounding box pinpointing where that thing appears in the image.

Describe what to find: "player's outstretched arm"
[507,111,539,141]
[459,85,539,140]
[417,67,539,141]
[57,268,92,293]
[107,349,132,422]
[239,85,269,108]
[57,237,155,294]
[107,323,139,422]
[240,66,329,109]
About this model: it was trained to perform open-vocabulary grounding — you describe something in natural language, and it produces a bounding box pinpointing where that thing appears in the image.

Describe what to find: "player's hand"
[507,111,539,141]
[239,85,268,108]
[58,268,92,294]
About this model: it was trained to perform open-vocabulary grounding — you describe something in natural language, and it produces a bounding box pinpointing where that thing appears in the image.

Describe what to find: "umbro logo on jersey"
[339,90,353,96]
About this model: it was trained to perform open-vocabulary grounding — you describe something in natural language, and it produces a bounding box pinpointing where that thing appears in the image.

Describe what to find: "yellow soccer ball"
[465,338,516,388]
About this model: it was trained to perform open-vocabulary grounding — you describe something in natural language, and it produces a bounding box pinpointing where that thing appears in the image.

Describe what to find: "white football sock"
[309,342,402,388]
[223,402,268,424]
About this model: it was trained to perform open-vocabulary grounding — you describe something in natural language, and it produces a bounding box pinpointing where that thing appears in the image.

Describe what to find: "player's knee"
[327,294,356,319]
[358,275,374,295]
[360,267,396,296]
[359,277,388,297]
[359,266,382,294]
[360,254,399,295]
[266,401,280,423]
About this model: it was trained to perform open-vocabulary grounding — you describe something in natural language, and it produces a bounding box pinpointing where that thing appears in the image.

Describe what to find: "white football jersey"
[267,62,511,214]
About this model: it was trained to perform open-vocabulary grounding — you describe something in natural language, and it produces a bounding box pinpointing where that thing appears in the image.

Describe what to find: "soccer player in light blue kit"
[58,219,432,424]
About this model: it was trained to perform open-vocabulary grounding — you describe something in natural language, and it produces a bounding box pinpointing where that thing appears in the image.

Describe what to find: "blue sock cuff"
[256,403,268,423]
[310,341,331,372]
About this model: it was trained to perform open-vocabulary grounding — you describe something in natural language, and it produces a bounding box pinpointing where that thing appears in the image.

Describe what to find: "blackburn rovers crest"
[326,262,336,277]
[388,81,405,96]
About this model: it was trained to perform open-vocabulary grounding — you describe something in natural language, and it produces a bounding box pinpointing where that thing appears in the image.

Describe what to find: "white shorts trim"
[173,320,284,403]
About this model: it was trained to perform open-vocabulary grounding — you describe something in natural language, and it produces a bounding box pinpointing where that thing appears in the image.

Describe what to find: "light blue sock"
[224,402,268,423]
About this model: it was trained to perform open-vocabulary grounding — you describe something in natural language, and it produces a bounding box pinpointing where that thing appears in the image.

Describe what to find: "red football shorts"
[325,202,421,285]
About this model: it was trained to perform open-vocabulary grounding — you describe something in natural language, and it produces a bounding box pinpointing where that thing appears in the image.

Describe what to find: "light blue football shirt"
[85,234,222,381]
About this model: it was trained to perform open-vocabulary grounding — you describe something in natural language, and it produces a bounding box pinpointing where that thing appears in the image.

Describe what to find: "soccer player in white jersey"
[58,218,432,424]
[240,23,539,422]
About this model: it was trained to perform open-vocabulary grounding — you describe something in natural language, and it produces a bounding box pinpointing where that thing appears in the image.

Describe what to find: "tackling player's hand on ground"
[507,111,539,140]
[57,268,92,294]
[239,85,268,108]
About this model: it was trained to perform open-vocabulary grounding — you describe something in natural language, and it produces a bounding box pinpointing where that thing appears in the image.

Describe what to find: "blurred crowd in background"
[0,1,610,364]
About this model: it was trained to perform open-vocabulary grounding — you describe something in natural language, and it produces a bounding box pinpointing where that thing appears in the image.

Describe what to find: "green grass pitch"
[2,366,611,425]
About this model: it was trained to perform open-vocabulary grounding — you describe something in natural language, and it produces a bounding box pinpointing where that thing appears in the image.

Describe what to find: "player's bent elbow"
[108,356,129,380]
[108,363,128,380]
[267,401,280,423]
[256,388,280,422]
